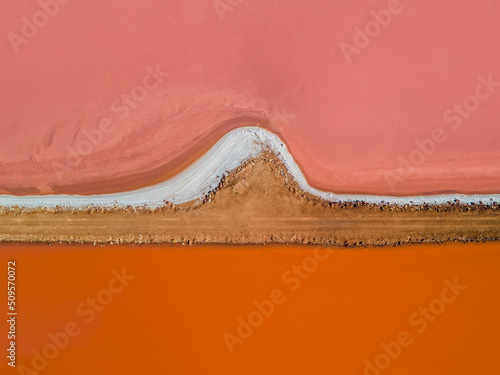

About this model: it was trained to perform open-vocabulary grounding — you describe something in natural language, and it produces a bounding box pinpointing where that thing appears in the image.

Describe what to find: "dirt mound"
[1,154,499,246]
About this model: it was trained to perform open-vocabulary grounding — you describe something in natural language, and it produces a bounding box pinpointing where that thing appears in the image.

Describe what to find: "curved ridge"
[0,126,499,208]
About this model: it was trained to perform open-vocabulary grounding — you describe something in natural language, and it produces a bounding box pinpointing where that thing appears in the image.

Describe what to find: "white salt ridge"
[1,127,499,208]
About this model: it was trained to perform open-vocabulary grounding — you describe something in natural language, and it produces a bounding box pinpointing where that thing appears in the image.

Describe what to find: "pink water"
[1,0,499,195]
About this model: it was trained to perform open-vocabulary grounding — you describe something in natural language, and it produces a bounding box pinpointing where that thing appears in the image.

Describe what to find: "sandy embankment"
[1,127,499,208]
[0,151,498,245]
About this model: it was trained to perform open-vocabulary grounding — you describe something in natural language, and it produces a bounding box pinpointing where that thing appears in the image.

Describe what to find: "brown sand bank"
[0,154,499,246]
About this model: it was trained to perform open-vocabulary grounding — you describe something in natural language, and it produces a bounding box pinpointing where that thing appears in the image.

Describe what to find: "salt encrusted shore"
[0,127,499,208]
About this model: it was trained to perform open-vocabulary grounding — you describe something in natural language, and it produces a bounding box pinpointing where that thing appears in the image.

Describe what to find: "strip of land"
[0,155,498,246]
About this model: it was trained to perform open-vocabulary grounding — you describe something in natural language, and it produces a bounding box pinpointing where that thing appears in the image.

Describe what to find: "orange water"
[1,242,499,374]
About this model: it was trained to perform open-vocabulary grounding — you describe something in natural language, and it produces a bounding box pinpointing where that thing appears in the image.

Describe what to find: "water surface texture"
[0,243,498,374]
[1,1,499,196]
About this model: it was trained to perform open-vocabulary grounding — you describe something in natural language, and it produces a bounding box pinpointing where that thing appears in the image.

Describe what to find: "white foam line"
[1,127,499,208]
